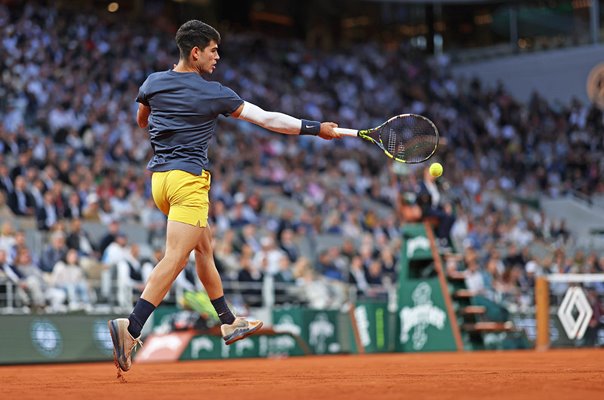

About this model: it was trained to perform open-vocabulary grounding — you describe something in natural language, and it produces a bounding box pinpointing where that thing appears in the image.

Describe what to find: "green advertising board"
[396,224,458,352]
[352,301,395,353]
[0,314,120,364]
[272,308,342,355]
[397,279,457,352]
[180,333,306,360]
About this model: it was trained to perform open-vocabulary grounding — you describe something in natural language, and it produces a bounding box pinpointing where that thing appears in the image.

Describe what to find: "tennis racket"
[334,114,439,163]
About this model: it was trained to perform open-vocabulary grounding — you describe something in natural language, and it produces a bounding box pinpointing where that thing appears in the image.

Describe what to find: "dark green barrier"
[397,279,457,352]
[0,314,120,364]
[272,308,342,355]
[180,333,305,360]
[352,302,395,353]
[396,224,458,352]
[150,305,180,331]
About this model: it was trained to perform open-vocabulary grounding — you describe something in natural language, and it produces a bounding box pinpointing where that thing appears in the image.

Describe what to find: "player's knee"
[162,252,189,270]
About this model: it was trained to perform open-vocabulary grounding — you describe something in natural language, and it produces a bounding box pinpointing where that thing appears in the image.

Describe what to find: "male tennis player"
[108,20,341,372]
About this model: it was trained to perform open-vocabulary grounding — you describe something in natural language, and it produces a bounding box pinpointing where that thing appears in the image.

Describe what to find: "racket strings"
[378,116,438,163]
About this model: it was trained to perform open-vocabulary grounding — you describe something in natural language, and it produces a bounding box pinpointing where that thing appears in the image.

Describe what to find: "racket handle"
[334,127,358,137]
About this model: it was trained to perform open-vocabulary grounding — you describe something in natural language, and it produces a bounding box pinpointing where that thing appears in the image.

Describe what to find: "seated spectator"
[7,229,33,265]
[65,191,83,220]
[0,249,15,306]
[340,238,358,264]
[299,268,331,309]
[9,248,58,312]
[379,246,397,284]
[49,181,68,220]
[273,256,297,305]
[29,178,46,210]
[237,253,263,308]
[235,224,261,253]
[49,249,92,311]
[365,259,386,298]
[7,176,35,217]
[278,228,300,263]
[214,231,240,280]
[82,193,101,221]
[39,231,68,273]
[100,231,130,301]
[110,186,136,223]
[349,255,370,296]
[0,164,14,195]
[316,249,344,281]
[36,191,59,231]
[495,266,523,310]
[464,253,486,295]
[0,191,14,219]
[66,218,96,258]
[0,220,16,254]
[115,243,152,308]
[252,235,287,276]
[97,219,121,256]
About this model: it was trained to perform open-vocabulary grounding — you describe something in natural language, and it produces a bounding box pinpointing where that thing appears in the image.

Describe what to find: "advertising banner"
[0,314,119,364]
[396,224,458,352]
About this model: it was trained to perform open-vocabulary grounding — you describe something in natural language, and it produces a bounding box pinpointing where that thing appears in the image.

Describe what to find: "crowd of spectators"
[0,2,603,316]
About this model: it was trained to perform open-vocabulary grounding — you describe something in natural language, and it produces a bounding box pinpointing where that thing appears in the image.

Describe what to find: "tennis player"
[108,19,341,372]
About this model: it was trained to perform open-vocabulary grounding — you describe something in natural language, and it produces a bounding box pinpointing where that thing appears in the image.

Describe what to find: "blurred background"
[0,0,603,363]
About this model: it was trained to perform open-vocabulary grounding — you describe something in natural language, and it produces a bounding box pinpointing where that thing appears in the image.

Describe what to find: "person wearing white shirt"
[252,236,287,276]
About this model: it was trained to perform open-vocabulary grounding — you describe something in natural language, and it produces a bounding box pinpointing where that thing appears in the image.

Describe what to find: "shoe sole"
[224,321,264,345]
[107,320,129,372]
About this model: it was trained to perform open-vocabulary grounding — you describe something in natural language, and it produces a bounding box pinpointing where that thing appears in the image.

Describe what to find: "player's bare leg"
[109,220,202,373]
[195,226,263,345]
[194,226,225,299]
[141,220,203,305]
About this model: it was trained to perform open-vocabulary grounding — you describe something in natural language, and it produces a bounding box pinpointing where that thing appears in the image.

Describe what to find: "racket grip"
[334,127,358,137]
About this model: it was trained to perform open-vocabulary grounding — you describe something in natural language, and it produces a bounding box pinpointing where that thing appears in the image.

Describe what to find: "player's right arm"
[137,103,150,128]
[231,101,341,140]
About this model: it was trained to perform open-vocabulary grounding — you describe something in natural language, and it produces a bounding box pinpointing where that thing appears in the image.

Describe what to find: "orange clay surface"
[1,349,603,400]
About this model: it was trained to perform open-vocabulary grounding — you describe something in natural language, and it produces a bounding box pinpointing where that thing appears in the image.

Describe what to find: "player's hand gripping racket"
[334,114,439,163]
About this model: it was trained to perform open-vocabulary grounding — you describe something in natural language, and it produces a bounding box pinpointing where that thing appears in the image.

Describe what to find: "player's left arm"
[231,101,340,140]
[137,103,150,128]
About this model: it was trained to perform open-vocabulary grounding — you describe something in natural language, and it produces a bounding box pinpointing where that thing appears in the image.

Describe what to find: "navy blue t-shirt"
[136,70,243,175]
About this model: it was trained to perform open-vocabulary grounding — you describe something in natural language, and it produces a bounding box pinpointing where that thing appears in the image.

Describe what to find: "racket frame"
[334,113,439,163]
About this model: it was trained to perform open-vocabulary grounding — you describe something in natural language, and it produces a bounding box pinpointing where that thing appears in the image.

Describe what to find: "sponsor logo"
[190,337,214,358]
[557,287,592,340]
[31,319,62,358]
[400,282,446,350]
[234,337,255,356]
[309,313,335,354]
[274,315,302,336]
[354,306,371,348]
[268,336,296,352]
[406,236,430,258]
[93,320,114,355]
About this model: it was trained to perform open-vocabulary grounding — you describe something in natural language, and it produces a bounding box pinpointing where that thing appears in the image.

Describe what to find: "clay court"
[1,349,602,400]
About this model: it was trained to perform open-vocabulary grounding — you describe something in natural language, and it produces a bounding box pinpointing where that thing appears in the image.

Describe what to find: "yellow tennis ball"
[429,162,443,177]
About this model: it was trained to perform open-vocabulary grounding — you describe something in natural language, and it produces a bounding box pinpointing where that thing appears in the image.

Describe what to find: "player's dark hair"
[175,20,221,60]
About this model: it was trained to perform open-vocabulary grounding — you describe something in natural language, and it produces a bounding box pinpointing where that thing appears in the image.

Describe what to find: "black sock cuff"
[210,296,236,325]
[128,298,156,338]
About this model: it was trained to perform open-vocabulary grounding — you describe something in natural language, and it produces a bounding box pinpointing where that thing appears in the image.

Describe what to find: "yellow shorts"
[151,169,211,227]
